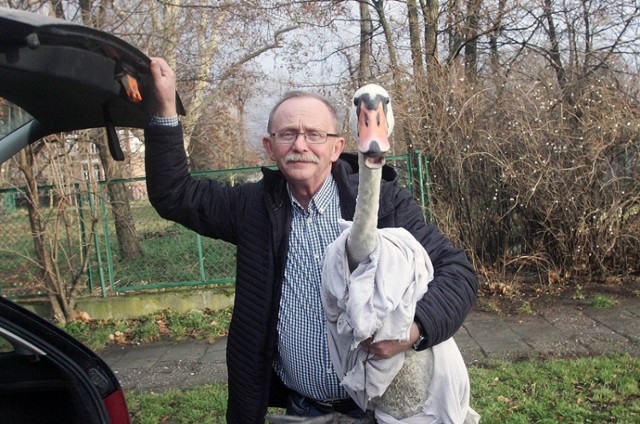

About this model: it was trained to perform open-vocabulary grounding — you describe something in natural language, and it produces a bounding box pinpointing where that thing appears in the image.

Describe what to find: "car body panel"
[0,6,184,162]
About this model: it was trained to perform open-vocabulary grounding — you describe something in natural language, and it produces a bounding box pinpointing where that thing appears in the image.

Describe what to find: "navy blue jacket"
[144,124,478,423]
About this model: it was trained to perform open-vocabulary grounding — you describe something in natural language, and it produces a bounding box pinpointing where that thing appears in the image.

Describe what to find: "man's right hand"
[149,57,177,117]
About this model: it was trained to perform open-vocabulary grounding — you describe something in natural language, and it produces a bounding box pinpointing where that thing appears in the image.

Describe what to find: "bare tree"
[345,0,640,284]
[13,137,100,322]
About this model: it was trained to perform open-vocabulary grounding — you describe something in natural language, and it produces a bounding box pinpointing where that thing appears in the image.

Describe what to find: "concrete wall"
[17,286,236,320]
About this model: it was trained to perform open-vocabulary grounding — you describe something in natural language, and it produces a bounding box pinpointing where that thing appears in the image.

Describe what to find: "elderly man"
[144,57,478,423]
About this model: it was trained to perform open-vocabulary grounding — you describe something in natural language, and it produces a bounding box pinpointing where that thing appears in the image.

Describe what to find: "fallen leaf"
[498,395,512,403]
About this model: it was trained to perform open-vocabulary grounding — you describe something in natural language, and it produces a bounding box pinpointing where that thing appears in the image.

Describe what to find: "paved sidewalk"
[99,296,640,393]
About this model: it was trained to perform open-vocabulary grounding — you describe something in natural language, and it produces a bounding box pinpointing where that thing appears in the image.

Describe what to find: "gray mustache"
[285,153,320,164]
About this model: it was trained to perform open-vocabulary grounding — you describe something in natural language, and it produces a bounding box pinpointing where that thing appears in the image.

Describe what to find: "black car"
[0,296,130,423]
[0,7,183,423]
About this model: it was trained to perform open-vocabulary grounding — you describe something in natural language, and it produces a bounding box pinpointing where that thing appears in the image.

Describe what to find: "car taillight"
[103,389,131,424]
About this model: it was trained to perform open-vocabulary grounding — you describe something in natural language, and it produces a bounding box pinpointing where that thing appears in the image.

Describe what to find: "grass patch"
[1,209,237,296]
[62,319,131,350]
[479,299,502,314]
[517,300,534,315]
[107,224,236,287]
[125,354,639,423]
[60,307,233,351]
[127,384,228,424]
[469,354,639,423]
[589,294,619,309]
[108,225,237,289]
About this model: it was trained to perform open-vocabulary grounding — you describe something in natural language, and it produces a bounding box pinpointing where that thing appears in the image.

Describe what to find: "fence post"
[405,153,415,197]
[422,152,434,222]
[86,183,108,297]
[415,151,434,222]
[98,182,117,293]
[415,150,426,221]
[76,184,92,292]
[197,234,207,283]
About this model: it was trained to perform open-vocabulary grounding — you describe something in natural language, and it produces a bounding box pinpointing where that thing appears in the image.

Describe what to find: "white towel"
[321,220,433,409]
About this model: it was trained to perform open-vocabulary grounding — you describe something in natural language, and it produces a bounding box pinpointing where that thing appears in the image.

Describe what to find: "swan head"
[352,84,394,169]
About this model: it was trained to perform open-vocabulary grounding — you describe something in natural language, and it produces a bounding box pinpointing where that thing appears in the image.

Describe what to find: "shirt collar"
[288,175,337,214]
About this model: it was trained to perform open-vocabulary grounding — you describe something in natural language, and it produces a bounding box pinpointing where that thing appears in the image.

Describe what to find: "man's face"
[263,96,345,192]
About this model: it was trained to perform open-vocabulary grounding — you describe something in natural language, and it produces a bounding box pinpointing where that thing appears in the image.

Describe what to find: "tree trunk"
[464,0,482,79]
[372,0,410,153]
[420,0,439,70]
[489,0,506,76]
[408,0,424,78]
[542,0,567,90]
[446,0,465,63]
[49,0,65,19]
[358,1,374,86]
[97,137,142,261]
[372,0,400,74]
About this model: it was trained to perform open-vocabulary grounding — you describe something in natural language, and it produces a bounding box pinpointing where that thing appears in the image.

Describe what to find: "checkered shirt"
[273,175,349,400]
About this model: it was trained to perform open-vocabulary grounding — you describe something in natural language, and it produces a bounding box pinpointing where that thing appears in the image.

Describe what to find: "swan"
[320,84,479,424]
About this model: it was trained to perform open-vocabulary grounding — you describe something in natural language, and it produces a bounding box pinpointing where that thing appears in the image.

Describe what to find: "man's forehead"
[279,110,314,120]
[274,98,331,124]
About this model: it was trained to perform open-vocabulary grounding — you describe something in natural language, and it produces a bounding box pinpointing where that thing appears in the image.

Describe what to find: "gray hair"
[267,91,339,133]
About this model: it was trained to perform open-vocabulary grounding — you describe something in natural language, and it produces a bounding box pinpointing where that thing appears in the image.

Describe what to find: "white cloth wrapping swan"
[321,220,480,423]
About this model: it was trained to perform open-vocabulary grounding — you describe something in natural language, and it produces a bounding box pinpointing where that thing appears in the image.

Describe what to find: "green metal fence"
[0,152,432,299]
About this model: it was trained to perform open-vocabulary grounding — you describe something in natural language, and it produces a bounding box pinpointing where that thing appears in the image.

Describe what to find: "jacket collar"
[261,152,400,217]
[334,152,398,182]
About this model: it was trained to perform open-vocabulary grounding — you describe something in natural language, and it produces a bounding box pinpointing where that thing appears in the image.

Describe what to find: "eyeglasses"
[270,130,339,144]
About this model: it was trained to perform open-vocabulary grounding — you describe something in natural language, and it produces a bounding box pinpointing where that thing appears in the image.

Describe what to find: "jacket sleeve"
[144,124,238,243]
[395,189,479,349]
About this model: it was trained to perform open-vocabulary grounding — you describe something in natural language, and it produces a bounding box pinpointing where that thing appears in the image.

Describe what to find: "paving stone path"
[99,297,640,393]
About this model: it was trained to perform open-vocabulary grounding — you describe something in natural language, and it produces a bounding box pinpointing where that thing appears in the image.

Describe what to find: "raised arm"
[143,58,238,243]
[149,57,178,118]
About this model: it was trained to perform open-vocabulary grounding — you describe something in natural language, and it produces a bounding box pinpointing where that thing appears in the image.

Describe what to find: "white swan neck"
[346,154,381,270]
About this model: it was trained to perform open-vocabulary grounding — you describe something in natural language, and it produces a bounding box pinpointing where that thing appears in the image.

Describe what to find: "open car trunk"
[0,7,184,162]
